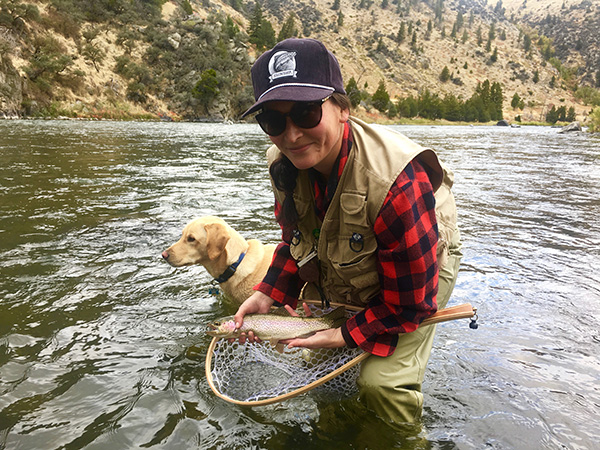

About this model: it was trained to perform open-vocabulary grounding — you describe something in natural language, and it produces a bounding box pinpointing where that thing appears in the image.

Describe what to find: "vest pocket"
[340,192,367,225]
[326,231,379,300]
[324,240,380,305]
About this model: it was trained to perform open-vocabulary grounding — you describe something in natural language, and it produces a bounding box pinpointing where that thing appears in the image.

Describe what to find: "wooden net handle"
[205,303,476,407]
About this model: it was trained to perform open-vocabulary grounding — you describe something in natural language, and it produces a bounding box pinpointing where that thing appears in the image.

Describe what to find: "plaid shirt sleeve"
[254,199,304,307]
[341,159,439,357]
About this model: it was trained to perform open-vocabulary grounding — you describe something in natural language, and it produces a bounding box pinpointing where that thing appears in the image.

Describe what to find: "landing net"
[205,303,475,406]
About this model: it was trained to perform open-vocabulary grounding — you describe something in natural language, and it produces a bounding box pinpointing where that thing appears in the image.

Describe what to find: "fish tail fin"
[325,306,347,328]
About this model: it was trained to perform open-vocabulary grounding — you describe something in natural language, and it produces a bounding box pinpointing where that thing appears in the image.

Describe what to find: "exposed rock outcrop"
[558,121,582,133]
[0,54,23,118]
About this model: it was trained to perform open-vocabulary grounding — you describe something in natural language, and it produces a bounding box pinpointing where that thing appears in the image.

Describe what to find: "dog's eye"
[187,236,195,243]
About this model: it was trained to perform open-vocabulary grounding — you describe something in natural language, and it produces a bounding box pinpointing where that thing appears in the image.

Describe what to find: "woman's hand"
[280,302,347,349]
[231,291,275,344]
[281,327,347,349]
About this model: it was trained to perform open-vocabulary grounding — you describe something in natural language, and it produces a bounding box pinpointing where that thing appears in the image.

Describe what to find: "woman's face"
[265,99,349,176]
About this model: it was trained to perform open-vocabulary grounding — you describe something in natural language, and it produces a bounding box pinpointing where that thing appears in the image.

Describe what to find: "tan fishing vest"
[266,117,459,306]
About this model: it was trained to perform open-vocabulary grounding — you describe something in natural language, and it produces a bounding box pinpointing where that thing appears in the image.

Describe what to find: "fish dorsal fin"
[324,306,346,320]
[271,306,292,316]
[324,306,347,328]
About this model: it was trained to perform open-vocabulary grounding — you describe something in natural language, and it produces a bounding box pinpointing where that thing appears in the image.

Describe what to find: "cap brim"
[241,85,335,118]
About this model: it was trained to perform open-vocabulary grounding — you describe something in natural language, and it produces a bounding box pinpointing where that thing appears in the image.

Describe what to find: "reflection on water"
[1,121,599,449]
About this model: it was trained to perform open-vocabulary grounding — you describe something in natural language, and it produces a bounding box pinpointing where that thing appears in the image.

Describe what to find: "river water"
[0,120,598,449]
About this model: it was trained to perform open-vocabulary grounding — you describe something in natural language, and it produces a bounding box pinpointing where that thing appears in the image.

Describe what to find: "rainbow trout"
[206,306,346,343]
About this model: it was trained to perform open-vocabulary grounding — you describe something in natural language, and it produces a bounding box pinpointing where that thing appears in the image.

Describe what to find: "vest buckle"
[349,232,364,252]
[291,229,302,246]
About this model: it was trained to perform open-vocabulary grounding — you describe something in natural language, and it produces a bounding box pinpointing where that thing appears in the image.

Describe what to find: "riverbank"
[0,103,591,130]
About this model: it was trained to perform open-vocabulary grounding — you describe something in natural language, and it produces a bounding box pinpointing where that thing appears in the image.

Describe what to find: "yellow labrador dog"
[162,216,276,304]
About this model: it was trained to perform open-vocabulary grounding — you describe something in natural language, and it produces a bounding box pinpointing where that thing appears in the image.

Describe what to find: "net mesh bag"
[209,339,364,403]
[207,304,366,404]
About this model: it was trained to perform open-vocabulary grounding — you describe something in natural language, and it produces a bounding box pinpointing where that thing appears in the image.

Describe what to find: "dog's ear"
[205,223,230,261]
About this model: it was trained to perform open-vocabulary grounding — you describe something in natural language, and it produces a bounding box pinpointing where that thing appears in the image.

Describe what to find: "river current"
[0,120,598,449]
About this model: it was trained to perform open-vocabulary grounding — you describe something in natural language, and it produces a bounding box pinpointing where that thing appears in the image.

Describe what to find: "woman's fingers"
[229,330,262,345]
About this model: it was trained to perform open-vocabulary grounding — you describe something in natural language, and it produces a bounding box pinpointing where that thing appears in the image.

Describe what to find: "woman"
[235,38,462,423]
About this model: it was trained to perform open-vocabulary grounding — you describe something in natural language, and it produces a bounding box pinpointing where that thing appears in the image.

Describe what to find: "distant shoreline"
[0,115,573,128]
[1,107,585,129]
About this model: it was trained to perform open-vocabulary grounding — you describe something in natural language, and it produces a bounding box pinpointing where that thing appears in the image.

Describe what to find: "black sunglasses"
[255,97,330,137]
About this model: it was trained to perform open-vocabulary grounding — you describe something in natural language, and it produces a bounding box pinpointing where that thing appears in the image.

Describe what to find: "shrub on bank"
[588,108,600,133]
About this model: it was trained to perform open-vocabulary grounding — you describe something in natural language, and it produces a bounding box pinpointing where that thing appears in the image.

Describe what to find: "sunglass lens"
[291,103,322,129]
[256,110,286,136]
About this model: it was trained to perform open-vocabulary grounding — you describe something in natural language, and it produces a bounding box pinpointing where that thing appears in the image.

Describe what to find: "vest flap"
[340,192,367,215]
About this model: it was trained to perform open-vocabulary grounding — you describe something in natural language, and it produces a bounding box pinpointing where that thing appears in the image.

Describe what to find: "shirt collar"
[309,121,353,218]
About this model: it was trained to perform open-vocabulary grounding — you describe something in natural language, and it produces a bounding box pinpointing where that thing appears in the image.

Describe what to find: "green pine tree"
[337,11,344,28]
[410,30,418,53]
[490,46,498,62]
[181,0,193,15]
[456,11,464,31]
[557,105,567,122]
[278,13,297,41]
[434,0,444,22]
[488,22,496,41]
[490,81,503,120]
[397,22,406,43]
[248,2,263,38]
[372,80,390,112]
[461,29,468,44]
[523,34,531,52]
[345,77,362,108]
[192,68,220,113]
[249,2,276,50]
[546,105,559,123]
[440,66,451,82]
[511,92,521,109]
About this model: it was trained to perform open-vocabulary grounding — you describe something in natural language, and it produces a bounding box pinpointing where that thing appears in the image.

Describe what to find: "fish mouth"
[206,323,219,336]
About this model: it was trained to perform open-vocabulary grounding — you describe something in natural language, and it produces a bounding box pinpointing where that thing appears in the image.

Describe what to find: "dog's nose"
[161,250,169,260]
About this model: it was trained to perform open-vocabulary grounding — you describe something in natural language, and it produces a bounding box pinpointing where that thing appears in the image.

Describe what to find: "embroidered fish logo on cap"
[268,51,297,82]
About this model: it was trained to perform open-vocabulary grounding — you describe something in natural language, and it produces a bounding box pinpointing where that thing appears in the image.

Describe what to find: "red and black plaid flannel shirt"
[255,122,439,357]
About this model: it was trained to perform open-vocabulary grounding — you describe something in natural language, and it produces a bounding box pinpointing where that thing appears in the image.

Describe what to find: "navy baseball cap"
[241,38,346,118]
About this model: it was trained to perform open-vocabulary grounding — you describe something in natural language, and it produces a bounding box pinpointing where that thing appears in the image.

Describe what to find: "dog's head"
[162,216,231,267]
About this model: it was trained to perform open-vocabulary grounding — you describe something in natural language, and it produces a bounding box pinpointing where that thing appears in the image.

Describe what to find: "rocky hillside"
[503,0,600,86]
[0,0,598,123]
